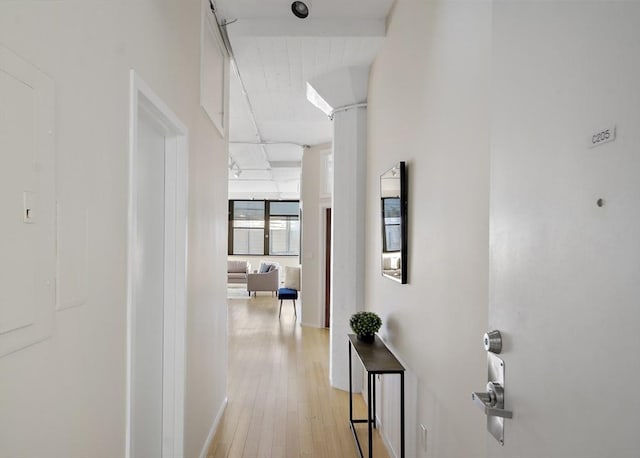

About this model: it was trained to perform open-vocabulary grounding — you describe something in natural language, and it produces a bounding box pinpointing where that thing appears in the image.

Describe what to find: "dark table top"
[348,334,405,373]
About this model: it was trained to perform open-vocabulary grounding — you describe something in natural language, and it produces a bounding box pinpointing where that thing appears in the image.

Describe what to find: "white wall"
[300,144,332,327]
[366,1,491,457]
[0,1,228,457]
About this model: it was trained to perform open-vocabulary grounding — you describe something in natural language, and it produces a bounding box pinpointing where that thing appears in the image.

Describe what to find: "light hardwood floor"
[206,293,389,458]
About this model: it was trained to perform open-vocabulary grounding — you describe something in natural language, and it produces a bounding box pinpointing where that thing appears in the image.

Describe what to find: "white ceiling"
[216,0,393,200]
[214,0,393,20]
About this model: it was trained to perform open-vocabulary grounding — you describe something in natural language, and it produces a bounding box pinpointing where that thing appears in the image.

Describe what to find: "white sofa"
[247,262,280,296]
[227,260,250,285]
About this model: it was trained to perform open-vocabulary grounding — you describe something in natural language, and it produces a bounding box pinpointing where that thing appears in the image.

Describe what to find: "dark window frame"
[228,199,300,256]
[228,200,266,256]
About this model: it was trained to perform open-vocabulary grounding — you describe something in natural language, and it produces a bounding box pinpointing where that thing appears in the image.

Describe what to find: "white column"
[300,144,331,327]
[329,107,367,391]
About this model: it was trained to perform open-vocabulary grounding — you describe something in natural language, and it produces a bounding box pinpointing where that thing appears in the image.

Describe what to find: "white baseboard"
[377,416,398,458]
[199,397,228,458]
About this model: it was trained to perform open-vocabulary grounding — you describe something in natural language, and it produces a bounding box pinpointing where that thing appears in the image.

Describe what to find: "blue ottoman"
[277,288,298,318]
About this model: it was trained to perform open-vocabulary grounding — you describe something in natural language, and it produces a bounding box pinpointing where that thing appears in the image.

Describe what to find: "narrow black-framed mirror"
[380,161,408,284]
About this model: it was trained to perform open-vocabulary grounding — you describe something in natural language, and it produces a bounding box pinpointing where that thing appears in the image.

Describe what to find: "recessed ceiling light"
[291,1,310,19]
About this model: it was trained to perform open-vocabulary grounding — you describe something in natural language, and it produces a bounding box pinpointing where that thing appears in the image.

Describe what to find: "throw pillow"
[259,262,270,273]
[283,266,301,290]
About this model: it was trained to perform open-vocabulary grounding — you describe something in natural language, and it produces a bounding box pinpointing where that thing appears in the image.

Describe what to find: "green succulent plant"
[350,312,382,337]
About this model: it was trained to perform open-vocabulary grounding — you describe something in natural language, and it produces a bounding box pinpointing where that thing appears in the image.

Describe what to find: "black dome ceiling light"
[291,1,310,18]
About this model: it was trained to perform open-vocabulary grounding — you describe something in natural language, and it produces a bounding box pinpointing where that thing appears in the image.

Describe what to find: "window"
[228,200,300,256]
[230,201,265,255]
[382,197,401,252]
[269,201,300,256]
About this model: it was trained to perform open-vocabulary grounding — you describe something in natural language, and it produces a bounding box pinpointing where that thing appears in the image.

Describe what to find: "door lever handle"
[472,392,513,418]
[471,382,513,419]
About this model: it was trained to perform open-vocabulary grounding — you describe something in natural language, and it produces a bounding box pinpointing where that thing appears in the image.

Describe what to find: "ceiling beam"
[227,18,386,38]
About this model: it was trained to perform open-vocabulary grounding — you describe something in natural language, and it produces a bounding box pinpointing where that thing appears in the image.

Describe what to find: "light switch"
[23,191,35,223]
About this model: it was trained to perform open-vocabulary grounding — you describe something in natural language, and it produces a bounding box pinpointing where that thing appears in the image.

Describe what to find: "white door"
[131,109,166,458]
[488,3,640,456]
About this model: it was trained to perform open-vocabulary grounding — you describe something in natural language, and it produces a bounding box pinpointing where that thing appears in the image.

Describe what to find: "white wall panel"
[0,46,55,357]
[201,10,226,136]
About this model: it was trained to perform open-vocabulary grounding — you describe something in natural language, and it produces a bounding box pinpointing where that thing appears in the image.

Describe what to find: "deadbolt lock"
[483,330,502,354]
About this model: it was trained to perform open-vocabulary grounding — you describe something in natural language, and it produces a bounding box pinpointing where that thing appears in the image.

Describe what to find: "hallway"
[207,293,388,458]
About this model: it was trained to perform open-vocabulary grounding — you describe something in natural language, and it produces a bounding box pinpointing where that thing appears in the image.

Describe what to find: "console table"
[348,334,405,458]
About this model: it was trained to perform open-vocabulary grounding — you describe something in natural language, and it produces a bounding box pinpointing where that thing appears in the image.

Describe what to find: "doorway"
[126,72,188,458]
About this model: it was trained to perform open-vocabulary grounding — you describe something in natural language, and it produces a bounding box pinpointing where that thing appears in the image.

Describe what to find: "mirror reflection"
[380,161,407,283]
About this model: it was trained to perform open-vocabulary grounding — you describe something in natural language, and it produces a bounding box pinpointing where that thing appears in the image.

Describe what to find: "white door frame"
[126,70,188,458]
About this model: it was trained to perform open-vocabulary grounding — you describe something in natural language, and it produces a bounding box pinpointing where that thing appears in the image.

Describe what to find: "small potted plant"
[350,311,382,343]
